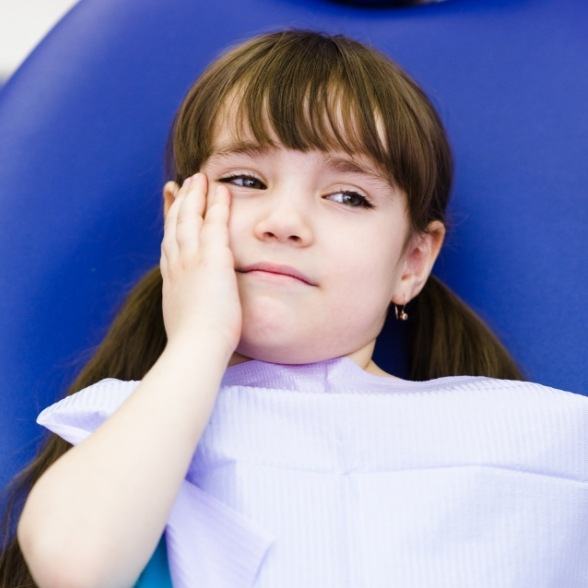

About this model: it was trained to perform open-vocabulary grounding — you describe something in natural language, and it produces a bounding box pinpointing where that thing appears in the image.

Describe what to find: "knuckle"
[178,255,195,273]
[161,241,173,257]
[176,232,191,247]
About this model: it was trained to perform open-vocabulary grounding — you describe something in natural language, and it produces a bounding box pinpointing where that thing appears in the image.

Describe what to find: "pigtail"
[407,274,527,381]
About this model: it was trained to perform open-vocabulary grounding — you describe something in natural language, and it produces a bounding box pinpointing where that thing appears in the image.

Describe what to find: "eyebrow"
[208,141,394,188]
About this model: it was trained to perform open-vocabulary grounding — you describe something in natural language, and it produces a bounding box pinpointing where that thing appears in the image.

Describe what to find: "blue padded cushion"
[134,534,173,587]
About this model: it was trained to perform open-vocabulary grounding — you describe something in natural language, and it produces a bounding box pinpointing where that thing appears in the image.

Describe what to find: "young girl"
[2,28,587,588]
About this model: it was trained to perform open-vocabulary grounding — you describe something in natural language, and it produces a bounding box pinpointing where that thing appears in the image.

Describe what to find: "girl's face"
[169,115,444,367]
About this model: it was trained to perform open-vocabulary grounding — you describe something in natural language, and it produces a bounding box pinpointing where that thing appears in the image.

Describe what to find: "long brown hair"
[0,27,526,585]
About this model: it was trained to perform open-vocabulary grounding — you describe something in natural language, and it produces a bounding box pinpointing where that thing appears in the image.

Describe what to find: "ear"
[162,181,180,219]
[396,220,446,304]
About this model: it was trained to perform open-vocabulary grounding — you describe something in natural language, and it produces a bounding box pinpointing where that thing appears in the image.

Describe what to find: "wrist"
[164,334,233,366]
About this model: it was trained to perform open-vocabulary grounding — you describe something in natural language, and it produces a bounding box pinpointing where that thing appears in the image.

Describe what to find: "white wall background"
[0,0,79,84]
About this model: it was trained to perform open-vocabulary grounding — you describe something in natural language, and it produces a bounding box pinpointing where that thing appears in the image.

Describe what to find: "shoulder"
[474,376,588,403]
[466,376,588,442]
[450,376,588,418]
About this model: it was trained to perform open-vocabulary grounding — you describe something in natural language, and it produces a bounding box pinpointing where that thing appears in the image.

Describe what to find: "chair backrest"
[134,534,172,587]
[1,1,587,575]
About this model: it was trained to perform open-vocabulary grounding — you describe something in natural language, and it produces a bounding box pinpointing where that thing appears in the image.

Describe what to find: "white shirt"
[36,355,588,587]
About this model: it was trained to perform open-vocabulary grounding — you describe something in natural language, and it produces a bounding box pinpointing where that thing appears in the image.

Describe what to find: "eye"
[219,174,264,189]
[218,174,374,209]
[326,190,374,209]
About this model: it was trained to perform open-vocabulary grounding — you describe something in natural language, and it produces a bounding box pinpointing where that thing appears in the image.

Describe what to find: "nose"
[253,197,313,245]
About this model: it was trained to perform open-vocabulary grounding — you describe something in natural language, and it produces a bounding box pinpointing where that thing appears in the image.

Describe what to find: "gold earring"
[394,303,409,321]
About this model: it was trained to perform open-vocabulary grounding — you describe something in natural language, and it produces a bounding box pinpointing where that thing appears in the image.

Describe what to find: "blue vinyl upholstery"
[1,0,586,582]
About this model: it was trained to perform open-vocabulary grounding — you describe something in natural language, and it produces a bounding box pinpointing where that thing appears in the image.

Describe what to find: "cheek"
[330,242,399,307]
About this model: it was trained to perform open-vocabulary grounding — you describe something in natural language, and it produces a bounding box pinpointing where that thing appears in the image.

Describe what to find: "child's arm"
[18,337,232,588]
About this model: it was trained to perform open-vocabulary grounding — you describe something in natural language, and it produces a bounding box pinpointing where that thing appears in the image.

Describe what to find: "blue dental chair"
[1,0,587,583]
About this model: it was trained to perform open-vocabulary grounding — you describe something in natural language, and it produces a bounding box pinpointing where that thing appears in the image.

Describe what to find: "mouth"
[238,270,310,285]
[237,262,316,286]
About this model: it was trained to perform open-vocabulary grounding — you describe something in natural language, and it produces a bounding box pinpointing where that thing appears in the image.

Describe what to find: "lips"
[238,262,316,286]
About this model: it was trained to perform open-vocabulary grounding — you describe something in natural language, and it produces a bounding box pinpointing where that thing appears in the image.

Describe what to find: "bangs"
[206,34,397,187]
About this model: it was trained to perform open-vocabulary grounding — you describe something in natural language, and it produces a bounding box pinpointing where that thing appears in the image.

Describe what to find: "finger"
[162,182,188,266]
[159,243,168,282]
[200,183,231,253]
[177,172,207,259]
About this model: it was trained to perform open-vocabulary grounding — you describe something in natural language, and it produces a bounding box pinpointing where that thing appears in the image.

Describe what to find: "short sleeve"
[36,377,141,445]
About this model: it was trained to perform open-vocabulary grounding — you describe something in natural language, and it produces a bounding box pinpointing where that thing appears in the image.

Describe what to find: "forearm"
[18,337,231,588]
